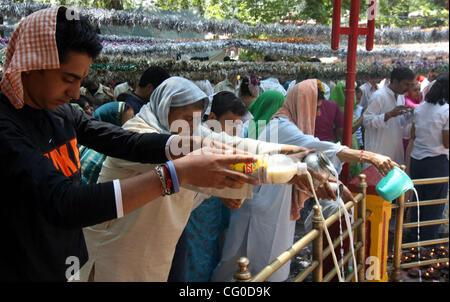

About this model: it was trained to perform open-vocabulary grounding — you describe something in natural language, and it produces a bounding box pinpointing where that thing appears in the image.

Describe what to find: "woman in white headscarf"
[79,77,316,282]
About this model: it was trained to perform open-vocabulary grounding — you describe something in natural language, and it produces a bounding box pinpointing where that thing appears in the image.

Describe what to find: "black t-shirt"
[0,94,171,281]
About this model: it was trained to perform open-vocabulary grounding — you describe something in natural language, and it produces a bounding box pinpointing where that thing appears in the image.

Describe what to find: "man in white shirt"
[363,67,415,166]
[359,79,379,108]
[113,81,134,100]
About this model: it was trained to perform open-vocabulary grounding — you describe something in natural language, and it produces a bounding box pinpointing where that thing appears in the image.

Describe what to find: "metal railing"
[388,166,449,282]
[233,174,368,282]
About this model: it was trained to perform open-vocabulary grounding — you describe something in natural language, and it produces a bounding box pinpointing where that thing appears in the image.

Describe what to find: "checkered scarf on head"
[0,7,61,109]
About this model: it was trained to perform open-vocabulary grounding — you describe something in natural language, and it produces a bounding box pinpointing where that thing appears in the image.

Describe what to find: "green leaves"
[21,0,449,28]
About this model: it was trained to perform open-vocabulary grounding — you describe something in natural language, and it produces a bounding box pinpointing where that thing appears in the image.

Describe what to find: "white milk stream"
[338,206,345,278]
[412,188,422,282]
[306,172,344,282]
[337,198,358,282]
[328,164,358,282]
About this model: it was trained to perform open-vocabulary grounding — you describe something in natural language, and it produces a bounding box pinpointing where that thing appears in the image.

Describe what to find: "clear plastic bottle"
[302,151,343,198]
[230,154,307,184]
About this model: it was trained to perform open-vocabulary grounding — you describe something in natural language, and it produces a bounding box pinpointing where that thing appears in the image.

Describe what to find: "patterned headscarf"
[137,77,208,134]
[93,101,129,127]
[272,79,318,135]
[272,79,319,221]
[0,7,61,109]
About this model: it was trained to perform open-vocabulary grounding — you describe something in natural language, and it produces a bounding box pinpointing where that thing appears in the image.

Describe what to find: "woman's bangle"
[164,160,180,194]
[154,165,172,196]
[359,150,364,162]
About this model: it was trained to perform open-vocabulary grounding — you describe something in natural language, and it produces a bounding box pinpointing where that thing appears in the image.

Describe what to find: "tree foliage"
[155,0,301,25]
[378,0,449,28]
[154,0,448,28]
[11,0,143,10]
[12,0,449,28]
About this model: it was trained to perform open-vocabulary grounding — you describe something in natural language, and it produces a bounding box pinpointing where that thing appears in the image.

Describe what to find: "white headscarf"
[136,76,208,134]
[193,80,215,116]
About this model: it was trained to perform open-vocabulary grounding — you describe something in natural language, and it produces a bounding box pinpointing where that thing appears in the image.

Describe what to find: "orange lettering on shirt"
[43,138,80,178]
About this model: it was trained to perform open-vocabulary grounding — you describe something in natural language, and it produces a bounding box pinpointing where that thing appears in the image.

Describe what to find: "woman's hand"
[220,198,243,211]
[290,168,337,201]
[281,145,314,156]
[341,184,356,203]
[369,153,398,176]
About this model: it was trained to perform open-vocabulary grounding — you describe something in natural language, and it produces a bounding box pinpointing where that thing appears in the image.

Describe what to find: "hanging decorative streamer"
[0,0,448,44]
[1,37,447,59]
[86,56,449,84]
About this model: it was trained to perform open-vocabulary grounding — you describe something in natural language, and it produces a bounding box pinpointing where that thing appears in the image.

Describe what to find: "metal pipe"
[312,205,324,282]
[250,229,320,282]
[387,256,450,271]
[292,261,319,282]
[412,177,449,186]
[357,174,367,282]
[401,237,449,249]
[323,200,356,229]
[354,193,364,202]
[403,218,449,229]
[345,264,364,282]
[323,218,363,259]
[233,257,252,282]
[391,198,448,209]
[400,258,449,269]
[323,242,363,282]
[390,166,407,282]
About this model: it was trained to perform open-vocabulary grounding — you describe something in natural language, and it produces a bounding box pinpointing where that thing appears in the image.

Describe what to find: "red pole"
[341,0,360,184]
[331,0,342,50]
[366,0,376,51]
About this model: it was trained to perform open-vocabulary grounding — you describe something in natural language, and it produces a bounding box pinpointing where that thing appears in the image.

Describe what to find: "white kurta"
[359,82,376,108]
[113,82,132,100]
[210,117,346,282]
[79,115,286,282]
[363,86,412,166]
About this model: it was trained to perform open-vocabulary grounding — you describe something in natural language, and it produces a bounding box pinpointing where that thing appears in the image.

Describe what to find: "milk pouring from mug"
[302,151,343,198]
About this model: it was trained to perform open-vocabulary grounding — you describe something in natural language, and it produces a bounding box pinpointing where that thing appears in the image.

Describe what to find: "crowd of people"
[0,6,448,282]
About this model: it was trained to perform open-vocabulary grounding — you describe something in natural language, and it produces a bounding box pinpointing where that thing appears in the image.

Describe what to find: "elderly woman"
[211,79,396,282]
[79,77,324,282]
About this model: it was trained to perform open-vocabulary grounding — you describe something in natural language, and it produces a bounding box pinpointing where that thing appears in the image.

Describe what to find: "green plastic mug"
[376,166,414,201]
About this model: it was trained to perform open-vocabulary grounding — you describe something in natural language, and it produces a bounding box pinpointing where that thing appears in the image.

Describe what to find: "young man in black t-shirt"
[0,6,259,281]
